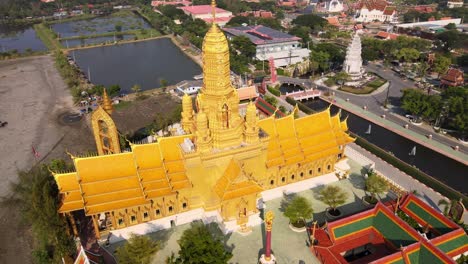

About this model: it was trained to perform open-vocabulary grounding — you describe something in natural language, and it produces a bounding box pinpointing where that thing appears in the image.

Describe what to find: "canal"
[303,98,468,194]
[72,38,202,93]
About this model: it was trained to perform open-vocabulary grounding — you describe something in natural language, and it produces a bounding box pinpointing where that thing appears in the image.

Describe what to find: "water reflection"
[0,25,46,53]
[304,98,468,194]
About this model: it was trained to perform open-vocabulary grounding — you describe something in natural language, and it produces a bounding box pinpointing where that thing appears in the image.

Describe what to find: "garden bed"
[339,85,377,94]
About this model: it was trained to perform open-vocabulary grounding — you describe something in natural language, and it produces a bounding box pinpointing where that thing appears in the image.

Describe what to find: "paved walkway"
[348,143,468,223]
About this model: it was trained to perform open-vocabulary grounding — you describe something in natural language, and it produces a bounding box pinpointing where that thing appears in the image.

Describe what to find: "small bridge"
[277,76,314,90]
[282,89,322,101]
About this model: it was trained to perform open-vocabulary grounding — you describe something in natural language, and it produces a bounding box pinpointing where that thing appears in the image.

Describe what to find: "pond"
[52,13,150,38]
[72,38,202,93]
[304,98,468,194]
[61,34,134,48]
[0,24,46,53]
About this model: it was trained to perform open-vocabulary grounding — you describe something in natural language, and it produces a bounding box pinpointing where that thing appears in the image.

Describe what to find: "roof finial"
[211,0,216,22]
[102,88,113,115]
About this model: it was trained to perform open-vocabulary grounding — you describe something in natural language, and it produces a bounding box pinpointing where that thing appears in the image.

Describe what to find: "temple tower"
[244,101,259,144]
[91,89,121,155]
[181,93,194,133]
[195,110,212,153]
[343,33,364,80]
[196,0,244,150]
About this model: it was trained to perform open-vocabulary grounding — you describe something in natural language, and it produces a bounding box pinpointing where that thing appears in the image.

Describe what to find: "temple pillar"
[67,212,78,237]
[92,215,101,239]
[259,211,276,264]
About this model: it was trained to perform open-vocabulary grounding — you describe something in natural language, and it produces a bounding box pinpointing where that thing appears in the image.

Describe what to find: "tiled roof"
[223,25,300,45]
[442,68,463,82]
[179,5,230,15]
[326,16,340,26]
[237,86,258,101]
[376,31,399,40]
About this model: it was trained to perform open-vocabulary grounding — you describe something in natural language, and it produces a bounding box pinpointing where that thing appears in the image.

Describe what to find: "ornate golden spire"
[211,0,216,21]
[102,89,113,115]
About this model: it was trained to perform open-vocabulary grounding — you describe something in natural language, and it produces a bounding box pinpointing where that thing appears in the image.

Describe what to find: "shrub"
[284,196,313,227]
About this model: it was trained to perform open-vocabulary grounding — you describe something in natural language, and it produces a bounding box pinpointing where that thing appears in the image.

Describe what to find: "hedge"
[267,85,281,96]
[352,133,468,207]
[285,97,316,114]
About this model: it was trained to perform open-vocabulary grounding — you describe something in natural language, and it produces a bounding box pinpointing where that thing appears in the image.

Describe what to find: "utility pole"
[384,81,391,108]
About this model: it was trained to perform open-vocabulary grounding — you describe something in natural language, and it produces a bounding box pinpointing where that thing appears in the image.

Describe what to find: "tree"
[116,234,159,264]
[115,23,123,32]
[279,105,287,113]
[170,222,232,264]
[433,55,451,77]
[457,54,468,67]
[289,26,310,44]
[334,71,349,87]
[231,36,256,58]
[365,171,388,204]
[284,196,313,227]
[160,79,168,92]
[226,16,250,27]
[318,185,347,215]
[445,23,457,30]
[2,161,75,263]
[264,95,277,107]
[397,48,420,62]
[292,14,327,33]
[132,84,142,99]
[310,50,330,72]
[108,84,121,97]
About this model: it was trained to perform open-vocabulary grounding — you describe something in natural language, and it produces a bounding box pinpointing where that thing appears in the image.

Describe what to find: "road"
[313,62,468,155]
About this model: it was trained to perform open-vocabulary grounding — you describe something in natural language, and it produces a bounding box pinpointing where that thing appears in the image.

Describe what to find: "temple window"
[118,218,124,226]
[309,170,312,175]
[168,206,173,213]
[143,212,149,219]
[291,174,295,180]
[318,167,322,173]
[270,180,274,185]
[300,172,304,177]
[327,165,331,170]
[281,177,285,183]
[182,202,187,209]
[156,209,160,215]
[338,153,342,159]
[130,215,136,223]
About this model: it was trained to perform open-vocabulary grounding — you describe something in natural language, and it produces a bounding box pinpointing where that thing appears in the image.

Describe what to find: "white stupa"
[343,33,365,80]
[325,0,344,13]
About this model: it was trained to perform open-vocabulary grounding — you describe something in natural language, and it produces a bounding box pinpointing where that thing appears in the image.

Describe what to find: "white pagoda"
[343,33,365,80]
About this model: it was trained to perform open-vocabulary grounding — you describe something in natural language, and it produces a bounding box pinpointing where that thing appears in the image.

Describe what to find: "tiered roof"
[54,135,192,215]
[258,108,353,168]
[311,193,468,264]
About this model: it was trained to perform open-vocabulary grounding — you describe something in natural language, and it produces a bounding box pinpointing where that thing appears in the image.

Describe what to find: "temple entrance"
[237,199,248,225]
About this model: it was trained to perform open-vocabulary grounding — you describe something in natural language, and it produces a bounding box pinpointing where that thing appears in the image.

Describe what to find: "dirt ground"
[0,55,181,263]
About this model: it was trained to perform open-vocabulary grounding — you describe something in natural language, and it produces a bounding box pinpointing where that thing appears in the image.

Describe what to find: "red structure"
[441,68,464,87]
[310,193,468,263]
[269,57,277,83]
[260,211,276,263]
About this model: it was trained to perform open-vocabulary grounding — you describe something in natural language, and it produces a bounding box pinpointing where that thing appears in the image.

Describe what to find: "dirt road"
[0,55,74,264]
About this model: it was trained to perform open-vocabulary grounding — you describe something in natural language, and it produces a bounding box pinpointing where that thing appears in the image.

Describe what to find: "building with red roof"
[355,0,397,23]
[151,0,192,7]
[411,5,436,13]
[310,193,468,263]
[178,5,233,26]
[375,30,399,40]
[41,0,55,2]
[238,10,274,18]
[441,68,464,87]
[326,16,340,26]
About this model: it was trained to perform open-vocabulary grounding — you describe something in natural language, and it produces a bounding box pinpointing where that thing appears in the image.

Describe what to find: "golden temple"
[53,1,354,238]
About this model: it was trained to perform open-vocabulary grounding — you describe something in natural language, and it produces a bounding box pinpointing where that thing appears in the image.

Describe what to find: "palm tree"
[319,185,348,217]
[284,196,313,228]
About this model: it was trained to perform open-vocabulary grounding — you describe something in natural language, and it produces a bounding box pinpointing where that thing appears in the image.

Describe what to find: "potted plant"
[364,171,388,205]
[319,186,347,219]
[284,196,313,231]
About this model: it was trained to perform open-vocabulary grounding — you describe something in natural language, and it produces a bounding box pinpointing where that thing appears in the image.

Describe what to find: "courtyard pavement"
[107,159,393,264]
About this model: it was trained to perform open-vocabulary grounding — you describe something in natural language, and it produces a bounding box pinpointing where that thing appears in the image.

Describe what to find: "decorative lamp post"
[259,211,276,264]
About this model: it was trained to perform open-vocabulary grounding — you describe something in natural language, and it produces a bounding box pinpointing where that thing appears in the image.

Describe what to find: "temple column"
[92,215,101,239]
[67,212,78,237]
[259,211,276,264]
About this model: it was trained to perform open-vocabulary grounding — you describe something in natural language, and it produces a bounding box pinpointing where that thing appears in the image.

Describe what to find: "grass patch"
[34,23,63,50]
[366,78,386,89]
[339,86,376,94]
[114,100,132,110]
[324,77,336,87]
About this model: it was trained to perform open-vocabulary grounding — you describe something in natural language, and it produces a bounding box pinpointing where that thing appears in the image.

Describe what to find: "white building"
[223,25,310,67]
[343,34,364,80]
[447,0,464,8]
[325,0,344,13]
[355,0,397,23]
